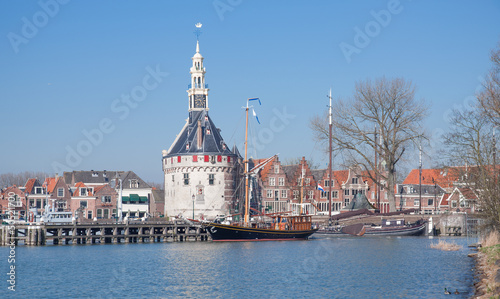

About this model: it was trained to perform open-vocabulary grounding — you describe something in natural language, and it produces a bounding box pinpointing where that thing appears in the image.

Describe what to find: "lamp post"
[192,194,195,219]
[399,186,404,211]
[432,178,437,213]
[25,192,29,222]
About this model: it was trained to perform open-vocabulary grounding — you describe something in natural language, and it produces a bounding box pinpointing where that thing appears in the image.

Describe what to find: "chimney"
[197,119,202,148]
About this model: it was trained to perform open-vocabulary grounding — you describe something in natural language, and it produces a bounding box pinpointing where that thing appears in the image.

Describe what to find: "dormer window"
[130,179,139,188]
[206,128,211,135]
[186,142,190,150]
[92,172,98,177]
[205,116,208,122]
[80,188,87,196]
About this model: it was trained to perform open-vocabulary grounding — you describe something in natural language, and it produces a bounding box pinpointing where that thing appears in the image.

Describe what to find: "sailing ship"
[204,98,318,241]
[315,218,426,237]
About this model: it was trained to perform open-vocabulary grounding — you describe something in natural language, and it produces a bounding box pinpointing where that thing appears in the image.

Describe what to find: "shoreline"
[471,242,500,298]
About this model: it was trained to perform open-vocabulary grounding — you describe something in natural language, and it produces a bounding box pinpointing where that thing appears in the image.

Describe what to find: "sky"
[1,0,499,184]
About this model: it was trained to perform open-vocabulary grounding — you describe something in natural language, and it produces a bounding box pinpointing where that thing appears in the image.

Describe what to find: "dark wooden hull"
[315,222,426,237]
[206,223,318,241]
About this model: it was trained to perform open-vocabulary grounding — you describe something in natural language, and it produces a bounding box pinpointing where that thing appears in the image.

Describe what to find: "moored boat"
[315,218,426,237]
[206,215,317,241]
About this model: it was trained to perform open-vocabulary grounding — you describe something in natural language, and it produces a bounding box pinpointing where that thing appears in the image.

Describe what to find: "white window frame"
[281,189,287,198]
[57,188,64,197]
[266,190,273,198]
[278,177,285,186]
[269,177,275,186]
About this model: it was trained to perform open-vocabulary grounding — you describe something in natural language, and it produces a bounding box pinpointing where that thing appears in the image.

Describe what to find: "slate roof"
[152,189,165,203]
[166,110,236,157]
[120,171,151,189]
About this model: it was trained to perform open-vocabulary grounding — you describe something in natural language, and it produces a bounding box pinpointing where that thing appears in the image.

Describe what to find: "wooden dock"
[0,220,210,246]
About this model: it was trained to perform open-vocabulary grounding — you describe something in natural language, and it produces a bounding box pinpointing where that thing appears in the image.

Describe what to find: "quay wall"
[0,220,210,246]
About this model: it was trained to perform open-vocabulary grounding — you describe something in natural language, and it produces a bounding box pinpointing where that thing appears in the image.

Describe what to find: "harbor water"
[1,236,476,298]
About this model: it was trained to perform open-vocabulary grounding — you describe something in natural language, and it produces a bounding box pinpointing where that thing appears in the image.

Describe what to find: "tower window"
[208,174,215,185]
[183,173,189,185]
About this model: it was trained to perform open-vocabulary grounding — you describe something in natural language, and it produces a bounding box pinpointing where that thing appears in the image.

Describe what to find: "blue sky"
[1,0,499,183]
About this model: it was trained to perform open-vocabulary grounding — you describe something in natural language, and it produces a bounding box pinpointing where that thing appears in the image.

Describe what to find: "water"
[0,236,476,298]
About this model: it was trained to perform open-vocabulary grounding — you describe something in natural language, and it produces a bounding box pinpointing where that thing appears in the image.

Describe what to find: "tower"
[162,25,242,220]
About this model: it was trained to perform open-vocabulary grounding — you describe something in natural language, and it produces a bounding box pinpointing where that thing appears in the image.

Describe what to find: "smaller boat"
[315,218,426,237]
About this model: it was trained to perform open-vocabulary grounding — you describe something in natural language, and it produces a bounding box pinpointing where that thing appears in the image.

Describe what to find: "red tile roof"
[24,178,37,194]
[402,168,461,188]
[440,193,450,206]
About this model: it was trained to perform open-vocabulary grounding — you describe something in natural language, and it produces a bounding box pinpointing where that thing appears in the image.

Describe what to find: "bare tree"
[0,171,51,189]
[281,157,320,169]
[478,42,500,126]
[310,77,428,212]
[442,107,499,231]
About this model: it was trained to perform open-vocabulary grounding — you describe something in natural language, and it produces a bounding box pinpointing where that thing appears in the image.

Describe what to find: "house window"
[184,173,189,185]
[305,178,310,185]
[80,200,87,208]
[308,190,314,199]
[344,198,350,205]
[208,174,215,185]
[278,177,284,186]
[267,190,273,198]
[57,201,66,210]
[324,180,329,187]
[57,188,64,197]
[428,198,434,206]
[352,177,358,184]
[102,196,112,203]
[87,211,92,219]
[344,189,349,196]
[274,165,279,174]
[414,199,420,207]
[451,201,457,208]
[332,191,338,199]
[293,190,299,199]
[281,190,287,198]
[97,209,102,218]
[130,179,139,188]
[80,188,87,196]
[269,178,275,186]
[35,187,44,194]
[104,209,109,219]
[321,191,327,199]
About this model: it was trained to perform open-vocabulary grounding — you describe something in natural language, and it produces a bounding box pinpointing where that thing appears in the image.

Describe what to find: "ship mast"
[243,98,260,226]
[327,88,333,219]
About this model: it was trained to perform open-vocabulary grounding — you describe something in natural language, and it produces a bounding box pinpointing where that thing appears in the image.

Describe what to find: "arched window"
[198,77,201,87]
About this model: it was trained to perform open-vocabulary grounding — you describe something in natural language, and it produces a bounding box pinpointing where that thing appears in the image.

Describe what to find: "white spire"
[196,40,200,53]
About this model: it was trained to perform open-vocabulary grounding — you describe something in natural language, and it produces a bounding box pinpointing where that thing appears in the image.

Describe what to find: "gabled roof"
[402,168,460,189]
[120,171,151,189]
[24,178,39,194]
[43,177,58,193]
[73,182,93,197]
[64,170,123,185]
[333,170,349,186]
[166,110,235,157]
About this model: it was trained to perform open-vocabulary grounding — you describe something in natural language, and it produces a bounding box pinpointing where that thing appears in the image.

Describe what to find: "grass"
[476,231,500,298]
[430,239,462,251]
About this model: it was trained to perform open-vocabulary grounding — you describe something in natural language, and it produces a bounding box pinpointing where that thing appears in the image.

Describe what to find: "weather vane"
[194,23,202,40]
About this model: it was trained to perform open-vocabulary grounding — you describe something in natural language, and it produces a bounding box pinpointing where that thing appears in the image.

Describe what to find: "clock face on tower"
[194,94,206,108]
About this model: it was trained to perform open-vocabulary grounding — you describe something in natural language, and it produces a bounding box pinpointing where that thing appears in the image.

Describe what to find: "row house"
[0,185,27,220]
[70,182,118,220]
[398,167,479,214]
[258,156,390,216]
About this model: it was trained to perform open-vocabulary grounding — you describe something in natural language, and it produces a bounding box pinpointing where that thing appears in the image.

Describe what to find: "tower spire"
[187,23,209,113]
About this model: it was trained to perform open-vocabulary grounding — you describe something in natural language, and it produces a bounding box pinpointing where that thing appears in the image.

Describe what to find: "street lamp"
[192,194,195,220]
[432,178,437,213]
[25,192,29,222]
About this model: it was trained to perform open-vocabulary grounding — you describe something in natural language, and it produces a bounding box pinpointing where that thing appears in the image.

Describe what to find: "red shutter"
[217,155,222,162]
[204,155,209,162]
[227,156,231,163]
[193,155,198,162]
[177,156,181,163]
[171,157,173,163]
